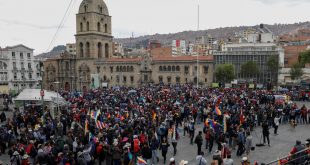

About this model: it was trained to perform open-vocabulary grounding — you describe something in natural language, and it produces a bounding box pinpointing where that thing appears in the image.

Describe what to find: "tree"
[267,56,279,83]
[290,62,304,81]
[215,64,235,83]
[298,49,310,66]
[240,61,259,78]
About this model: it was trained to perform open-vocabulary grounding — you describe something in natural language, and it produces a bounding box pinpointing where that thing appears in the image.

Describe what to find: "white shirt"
[274,116,281,126]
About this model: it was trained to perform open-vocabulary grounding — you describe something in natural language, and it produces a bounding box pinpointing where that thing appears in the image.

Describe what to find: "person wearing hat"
[169,157,176,165]
[179,160,188,165]
[241,157,250,165]
[21,154,30,165]
[10,151,21,165]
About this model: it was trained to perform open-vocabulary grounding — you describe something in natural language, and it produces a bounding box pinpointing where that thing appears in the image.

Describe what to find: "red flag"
[240,109,245,124]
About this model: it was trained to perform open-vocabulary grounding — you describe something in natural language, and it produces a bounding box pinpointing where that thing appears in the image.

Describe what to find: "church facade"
[42,0,214,91]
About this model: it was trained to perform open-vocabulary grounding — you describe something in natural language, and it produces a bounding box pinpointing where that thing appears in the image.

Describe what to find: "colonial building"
[42,0,213,91]
[0,44,41,94]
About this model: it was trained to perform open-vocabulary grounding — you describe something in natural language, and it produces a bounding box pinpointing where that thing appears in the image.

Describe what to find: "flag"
[214,106,222,116]
[214,95,222,106]
[96,120,105,129]
[137,157,147,165]
[94,110,101,121]
[84,119,89,135]
[240,109,245,124]
[207,119,215,129]
[223,116,227,133]
[152,112,156,120]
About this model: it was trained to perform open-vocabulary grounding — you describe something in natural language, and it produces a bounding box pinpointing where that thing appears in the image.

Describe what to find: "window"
[176,77,180,83]
[130,66,134,72]
[116,66,119,72]
[204,66,209,73]
[21,62,24,69]
[12,52,15,58]
[97,22,101,32]
[176,66,180,71]
[86,42,90,57]
[20,53,23,59]
[163,66,167,71]
[105,43,109,58]
[168,66,171,71]
[21,73,25,79]
[130,76,134,83]
[80,22,83,32]
[99,6,103,13]
[205,78,207,82]
[123,76,127,83]
[29,73,32,79]
[87,22,90,31]
[159,66,163,71]
[84,5,87,12]
[28,63,32,69]
[37,72,40,77]
[159,76,163,82]
[144,75,148,82]
[172,66,175,71]
[167,76,171,83]
[184,66,189,73]
[98,42,102,58]
[110,66,113,73]
[116,75,119,83]
[14,73,17,79]
[104,24,108,33]
[79,42,84,58]
[13,62,16,69]
[27,53,31,58]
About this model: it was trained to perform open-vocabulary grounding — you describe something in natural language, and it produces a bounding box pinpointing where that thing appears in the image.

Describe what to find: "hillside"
[115,22,310,48]
[35,45,66,59]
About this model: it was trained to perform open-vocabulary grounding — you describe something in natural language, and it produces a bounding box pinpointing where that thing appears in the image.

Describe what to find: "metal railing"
[265,147,309,165]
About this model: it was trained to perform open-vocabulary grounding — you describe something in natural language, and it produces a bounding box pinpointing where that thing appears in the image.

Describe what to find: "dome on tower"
[79,0,109,15]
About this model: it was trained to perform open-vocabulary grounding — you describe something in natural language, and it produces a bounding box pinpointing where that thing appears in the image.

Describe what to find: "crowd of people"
[0,84,309,165]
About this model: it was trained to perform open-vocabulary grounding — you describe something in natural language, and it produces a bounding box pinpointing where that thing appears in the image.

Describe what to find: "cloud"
[0,19,66,29]
[253,0,310,5]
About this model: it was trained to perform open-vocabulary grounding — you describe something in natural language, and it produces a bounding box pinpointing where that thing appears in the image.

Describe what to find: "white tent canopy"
[14,89,67,105]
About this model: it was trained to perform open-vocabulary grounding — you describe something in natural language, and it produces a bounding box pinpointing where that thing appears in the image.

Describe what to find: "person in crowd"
[290,140,307,165]
[194,131,203,155]
[273,115,281,135]
[196,152,207,165]
[245,131,253,158]
[223,154,234,165]
[169,157,176,165]
[262,121,270,146]
[161,137,170,164]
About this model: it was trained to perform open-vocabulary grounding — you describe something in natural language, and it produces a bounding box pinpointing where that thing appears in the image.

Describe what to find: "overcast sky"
[0,0,309,54]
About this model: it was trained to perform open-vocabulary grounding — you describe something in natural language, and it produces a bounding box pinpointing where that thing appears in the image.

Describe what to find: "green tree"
[240,61,259,78]
[215,64,235,83]
[267,56,279,83]
[290,62,304,81]
[298,49,310,66]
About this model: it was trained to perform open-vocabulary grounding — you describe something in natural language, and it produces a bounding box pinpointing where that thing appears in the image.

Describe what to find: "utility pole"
[39,61,44,110]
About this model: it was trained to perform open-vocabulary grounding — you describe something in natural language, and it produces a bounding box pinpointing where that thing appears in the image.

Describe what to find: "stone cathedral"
[43,0,213,91]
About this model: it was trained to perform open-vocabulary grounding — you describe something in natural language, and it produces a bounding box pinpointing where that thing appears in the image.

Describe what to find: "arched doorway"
[65,82,70,91]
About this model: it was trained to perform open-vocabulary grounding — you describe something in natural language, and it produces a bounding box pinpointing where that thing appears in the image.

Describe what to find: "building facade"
[214,43,281,83]
[0,44,41,94]
[42,0,214,91]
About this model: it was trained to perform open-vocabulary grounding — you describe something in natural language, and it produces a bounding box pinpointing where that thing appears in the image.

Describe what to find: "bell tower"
[75,0,113,59]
